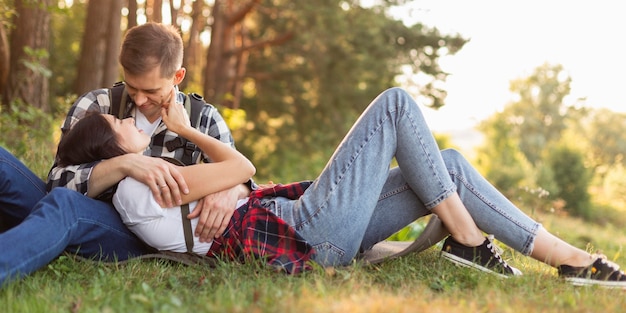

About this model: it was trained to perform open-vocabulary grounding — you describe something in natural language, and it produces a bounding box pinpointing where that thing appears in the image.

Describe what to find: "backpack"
[108,81,207,166]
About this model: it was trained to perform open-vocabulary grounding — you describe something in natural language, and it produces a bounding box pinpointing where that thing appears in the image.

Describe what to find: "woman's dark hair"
[56,111,128,167]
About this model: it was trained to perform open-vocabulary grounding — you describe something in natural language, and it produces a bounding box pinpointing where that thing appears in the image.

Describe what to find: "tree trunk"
[127,0,138,29]
[0,22,9,102]
[203,0,261,108]
[74,0,122,95]
[103,0,124,86]
[204,0,229,106]
[148,0,163,23]
[180,0,205,92]
[3,0,51,111]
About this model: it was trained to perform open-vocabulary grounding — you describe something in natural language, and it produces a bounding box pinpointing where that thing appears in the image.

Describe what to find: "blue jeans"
[263,88,540,266]
[0,147,151,286]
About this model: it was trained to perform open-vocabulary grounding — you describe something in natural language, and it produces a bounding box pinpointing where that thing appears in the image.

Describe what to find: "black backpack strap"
[188,93,205,128]
[161,157,194,253]
[180,203,194,253]
[109,81,128,119]
[178,93,207,165]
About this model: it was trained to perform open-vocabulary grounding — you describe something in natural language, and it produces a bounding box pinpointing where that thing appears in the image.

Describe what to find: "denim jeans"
[0,147,151,286]
[263,88,540,266]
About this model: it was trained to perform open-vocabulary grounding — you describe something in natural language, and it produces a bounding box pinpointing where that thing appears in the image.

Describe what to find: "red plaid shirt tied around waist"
[207,181,315,274]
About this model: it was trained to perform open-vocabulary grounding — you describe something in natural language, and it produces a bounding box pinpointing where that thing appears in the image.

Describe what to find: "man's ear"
[173,67,186,85]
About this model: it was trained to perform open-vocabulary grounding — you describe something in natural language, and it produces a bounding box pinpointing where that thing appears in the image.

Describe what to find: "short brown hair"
[119,22,183,78]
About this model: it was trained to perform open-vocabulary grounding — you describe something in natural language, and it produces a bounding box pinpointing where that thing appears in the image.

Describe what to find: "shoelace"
[596,255,624,275]
[485,236,513,271]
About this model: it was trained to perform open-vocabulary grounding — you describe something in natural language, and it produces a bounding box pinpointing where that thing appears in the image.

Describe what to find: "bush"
[0,100,58,178]
[546,145,592,219]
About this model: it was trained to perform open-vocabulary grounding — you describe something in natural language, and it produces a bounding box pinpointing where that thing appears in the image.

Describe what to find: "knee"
[381,87,410,100]
[441,148,468,167]
[43,188,84,209]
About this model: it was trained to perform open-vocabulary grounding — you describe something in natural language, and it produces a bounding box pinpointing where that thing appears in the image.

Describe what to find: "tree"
[2,0,52,111]
[584,109,626,170]
[476,110,535,198]
[204,0,266,109]
[0,0,13,93]
[74,0,123,95]
[507,63,571,165]
[235,0,468,182]
[547,144,591,218]
[179,0,206,92]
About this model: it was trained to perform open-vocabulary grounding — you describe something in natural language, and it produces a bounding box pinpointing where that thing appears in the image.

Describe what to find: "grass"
[1,208,625,313]
[1,118,625,312]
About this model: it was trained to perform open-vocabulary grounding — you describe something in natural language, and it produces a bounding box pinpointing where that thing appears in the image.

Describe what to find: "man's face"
[123,66,176,123]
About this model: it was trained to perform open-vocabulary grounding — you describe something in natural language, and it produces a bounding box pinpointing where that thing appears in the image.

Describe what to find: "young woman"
[57,96,256,255]
[58,87,626,288]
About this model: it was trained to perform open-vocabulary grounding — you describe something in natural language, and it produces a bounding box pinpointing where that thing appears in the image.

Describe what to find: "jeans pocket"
[311,241,347,266]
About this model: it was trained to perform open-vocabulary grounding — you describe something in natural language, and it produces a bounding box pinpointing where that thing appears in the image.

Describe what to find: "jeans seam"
[0,159,46,195]
[295,108,392,231]
[449,169,539,255]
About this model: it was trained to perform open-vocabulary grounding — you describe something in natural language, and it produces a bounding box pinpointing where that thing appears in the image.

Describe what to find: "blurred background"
[1,0,625,227]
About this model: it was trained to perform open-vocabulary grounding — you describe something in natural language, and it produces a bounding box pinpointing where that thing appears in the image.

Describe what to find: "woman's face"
[103,114,151,154]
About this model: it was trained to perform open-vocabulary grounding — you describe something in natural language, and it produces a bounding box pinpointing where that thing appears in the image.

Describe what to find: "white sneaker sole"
[441,251,522,278]
[565,277,626,289]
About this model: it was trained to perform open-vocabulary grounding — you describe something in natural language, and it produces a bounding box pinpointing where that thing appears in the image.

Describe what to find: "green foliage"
[0,99,57,178]
[507,63,571,165]
[476,110,536,198]
[546,145,592,218]
[387,219,427,241]
[49,0,86,112]
[21,47,52,78]
[582,109,626,170]
[237,0,468,182]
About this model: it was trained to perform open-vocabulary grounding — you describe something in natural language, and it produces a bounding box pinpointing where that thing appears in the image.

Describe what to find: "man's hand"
[125,154,189,207]
[188,184,250,242]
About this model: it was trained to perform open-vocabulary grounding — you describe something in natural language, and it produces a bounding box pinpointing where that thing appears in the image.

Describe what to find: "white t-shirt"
[112,109,247,254]
[113,177,249,254]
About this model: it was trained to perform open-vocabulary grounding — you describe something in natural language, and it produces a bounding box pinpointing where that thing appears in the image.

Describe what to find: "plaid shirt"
[46,88,235,195]
[207,181,316,274]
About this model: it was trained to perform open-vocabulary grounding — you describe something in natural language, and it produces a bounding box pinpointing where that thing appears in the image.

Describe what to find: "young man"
[0,22,250,286]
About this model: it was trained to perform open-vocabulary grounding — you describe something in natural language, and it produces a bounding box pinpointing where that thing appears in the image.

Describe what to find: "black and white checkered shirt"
[46,88,236,196]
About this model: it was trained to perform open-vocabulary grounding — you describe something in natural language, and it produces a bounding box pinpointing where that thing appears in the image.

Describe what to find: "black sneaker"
[441,235,522,278]
[558,255,626,289]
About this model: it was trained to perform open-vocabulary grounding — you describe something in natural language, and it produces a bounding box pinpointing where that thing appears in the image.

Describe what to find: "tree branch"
[225,32,294,57]
[228,0,261,26]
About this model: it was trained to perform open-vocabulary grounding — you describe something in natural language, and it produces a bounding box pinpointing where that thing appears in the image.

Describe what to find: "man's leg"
[0,188,152,286]
[0,147,47,230]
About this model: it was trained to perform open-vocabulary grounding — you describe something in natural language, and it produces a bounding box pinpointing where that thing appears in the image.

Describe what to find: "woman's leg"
[0,147,47,230]
[267,88,486,266]
[0,188,152,286]
[440,148,604,268]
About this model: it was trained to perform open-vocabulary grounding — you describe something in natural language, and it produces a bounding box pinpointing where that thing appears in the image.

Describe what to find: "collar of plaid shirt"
[207,181,316,274]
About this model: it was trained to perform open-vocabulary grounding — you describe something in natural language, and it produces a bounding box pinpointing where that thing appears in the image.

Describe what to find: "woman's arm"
[161,97,256,205]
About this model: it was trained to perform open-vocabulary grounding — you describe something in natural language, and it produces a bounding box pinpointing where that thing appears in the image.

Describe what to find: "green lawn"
[2,209,625,313]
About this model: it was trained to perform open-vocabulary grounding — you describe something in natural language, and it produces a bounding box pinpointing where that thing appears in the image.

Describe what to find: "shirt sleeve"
[46,89,111,194]
[196,103,236,162]
[196,102,258,190]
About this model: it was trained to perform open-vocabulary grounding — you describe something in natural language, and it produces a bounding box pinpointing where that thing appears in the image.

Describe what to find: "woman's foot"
[558,255,626,289]
[441,235,523,278]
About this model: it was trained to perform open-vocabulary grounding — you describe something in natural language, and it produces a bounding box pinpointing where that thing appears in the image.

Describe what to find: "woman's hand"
[160,86,190,135]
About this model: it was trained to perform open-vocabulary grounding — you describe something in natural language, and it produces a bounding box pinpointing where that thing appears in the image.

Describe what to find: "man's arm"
[46,89,110,194]
[88,154,188,207]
